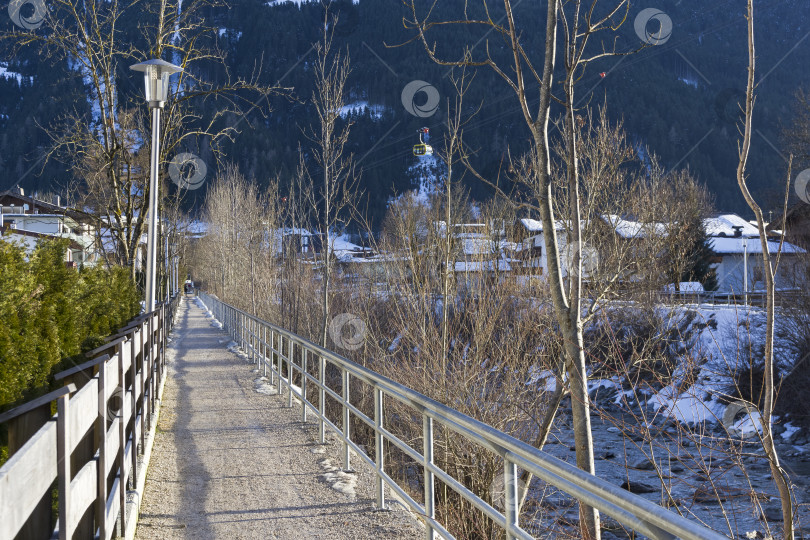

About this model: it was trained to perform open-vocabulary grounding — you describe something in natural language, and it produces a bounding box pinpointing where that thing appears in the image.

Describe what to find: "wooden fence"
[0,295,179,540]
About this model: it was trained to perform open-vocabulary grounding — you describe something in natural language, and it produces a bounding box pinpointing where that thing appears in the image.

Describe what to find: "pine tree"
[683,228,718,292]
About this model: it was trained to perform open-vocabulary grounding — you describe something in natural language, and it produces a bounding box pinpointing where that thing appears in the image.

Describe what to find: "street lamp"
[130,58,182,313]
[173,255,180,297]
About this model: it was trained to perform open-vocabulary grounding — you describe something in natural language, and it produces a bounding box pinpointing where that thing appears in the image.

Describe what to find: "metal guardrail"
[0,295,180,540]
[199,293,728,540]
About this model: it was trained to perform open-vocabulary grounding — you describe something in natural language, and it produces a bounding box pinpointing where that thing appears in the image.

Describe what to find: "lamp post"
[173,255,180,297]
[130,59,182,313]
[742,236,749,305]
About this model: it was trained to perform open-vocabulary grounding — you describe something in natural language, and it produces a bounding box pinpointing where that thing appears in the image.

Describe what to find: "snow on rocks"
[781,422,800,441]
[253,376,277,395]
[225,341,250,361]
[317,458,357,497]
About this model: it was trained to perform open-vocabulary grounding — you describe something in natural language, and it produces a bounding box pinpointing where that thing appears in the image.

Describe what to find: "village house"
[0,188,100,266]
[705,213,806,294]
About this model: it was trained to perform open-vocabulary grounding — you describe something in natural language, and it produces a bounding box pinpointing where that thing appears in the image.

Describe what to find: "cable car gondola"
[413,127,433,157]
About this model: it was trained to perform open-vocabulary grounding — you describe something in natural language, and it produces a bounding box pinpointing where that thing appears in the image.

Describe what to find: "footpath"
[135,298,421,540]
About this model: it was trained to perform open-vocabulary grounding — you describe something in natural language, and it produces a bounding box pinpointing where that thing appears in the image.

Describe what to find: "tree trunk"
[736,2,794,536]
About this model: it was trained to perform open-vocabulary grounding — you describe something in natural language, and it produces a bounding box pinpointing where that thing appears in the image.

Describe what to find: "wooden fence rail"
[0,295,179,540]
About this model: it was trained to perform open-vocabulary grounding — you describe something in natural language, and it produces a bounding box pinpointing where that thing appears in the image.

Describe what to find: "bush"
[586,306,699,390]
[0,236,140,410]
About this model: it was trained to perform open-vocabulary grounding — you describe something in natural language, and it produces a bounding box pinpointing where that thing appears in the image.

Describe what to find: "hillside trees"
[1,0,285,275]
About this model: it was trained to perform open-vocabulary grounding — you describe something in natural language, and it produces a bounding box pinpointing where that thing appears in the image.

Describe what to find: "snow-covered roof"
[519,218,568,233]
[601,215,668,239]
[710,237,805,255]
[704,214,759,238]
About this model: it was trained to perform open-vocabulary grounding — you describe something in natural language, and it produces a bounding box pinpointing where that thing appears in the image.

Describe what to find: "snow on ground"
[647,305,760,426]
[782,421,800,440]
[527,366,559,393]
[583,302,795,434]
[254,376,277,395]
[317,458,357,497]
[388,155,444,209]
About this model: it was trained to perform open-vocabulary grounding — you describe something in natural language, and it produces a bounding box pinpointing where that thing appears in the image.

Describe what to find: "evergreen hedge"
[0,236,140,410]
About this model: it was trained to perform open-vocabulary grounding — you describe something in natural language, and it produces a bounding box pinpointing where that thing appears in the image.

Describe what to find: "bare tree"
[735,0,795,535]
[404,2,637,535]
[2,0,286,277]
[304,10,359,348]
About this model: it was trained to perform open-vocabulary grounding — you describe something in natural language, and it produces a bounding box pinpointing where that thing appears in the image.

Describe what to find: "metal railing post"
[319,352,326,444]
[504,459,518,540]
[374,387,385,509]
[250,319,259,367]
[263,325,268,377]
[423,414,435,540]
[247,315,251,357]
[287,338,293,408]
[270,329,276,385]
[301,347,308,423]
[342,368,351,470]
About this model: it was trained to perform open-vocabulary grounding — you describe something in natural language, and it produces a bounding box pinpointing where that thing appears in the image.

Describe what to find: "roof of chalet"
[710,237,805,255]
[601,215,668,239]
[0,190,95,223]
[519,218,566,233]
[1,225,84,250]
[703,214,760,237]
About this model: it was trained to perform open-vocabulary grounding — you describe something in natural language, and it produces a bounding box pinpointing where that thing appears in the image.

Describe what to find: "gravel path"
[136,298,422,540]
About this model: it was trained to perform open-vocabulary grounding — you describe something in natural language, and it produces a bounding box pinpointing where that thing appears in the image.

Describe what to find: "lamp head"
[130,59,183,109]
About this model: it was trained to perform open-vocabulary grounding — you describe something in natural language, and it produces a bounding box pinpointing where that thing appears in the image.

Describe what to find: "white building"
[0,189,99,266]
[705,214,806,294]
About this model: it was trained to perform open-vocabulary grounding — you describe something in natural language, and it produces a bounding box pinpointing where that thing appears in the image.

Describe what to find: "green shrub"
[0,236,140,410]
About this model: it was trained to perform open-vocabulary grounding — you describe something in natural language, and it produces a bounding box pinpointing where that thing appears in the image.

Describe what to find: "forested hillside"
[1,0,808,225]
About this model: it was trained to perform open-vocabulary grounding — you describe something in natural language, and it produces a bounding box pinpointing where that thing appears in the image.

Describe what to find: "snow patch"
[254,376,277,395]
[318,459,357,497]
[782,422,800,441]
[648,387,726,425]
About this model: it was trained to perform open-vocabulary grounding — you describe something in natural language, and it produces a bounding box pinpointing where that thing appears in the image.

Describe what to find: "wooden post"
[117,348,127,534]
[126,337,138,487]
[287,338,293,408]
[137,327,145,449]
[7,404,52,539]
[57,393,70,540]
[97,360,108,540]
[148,314,155,413]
